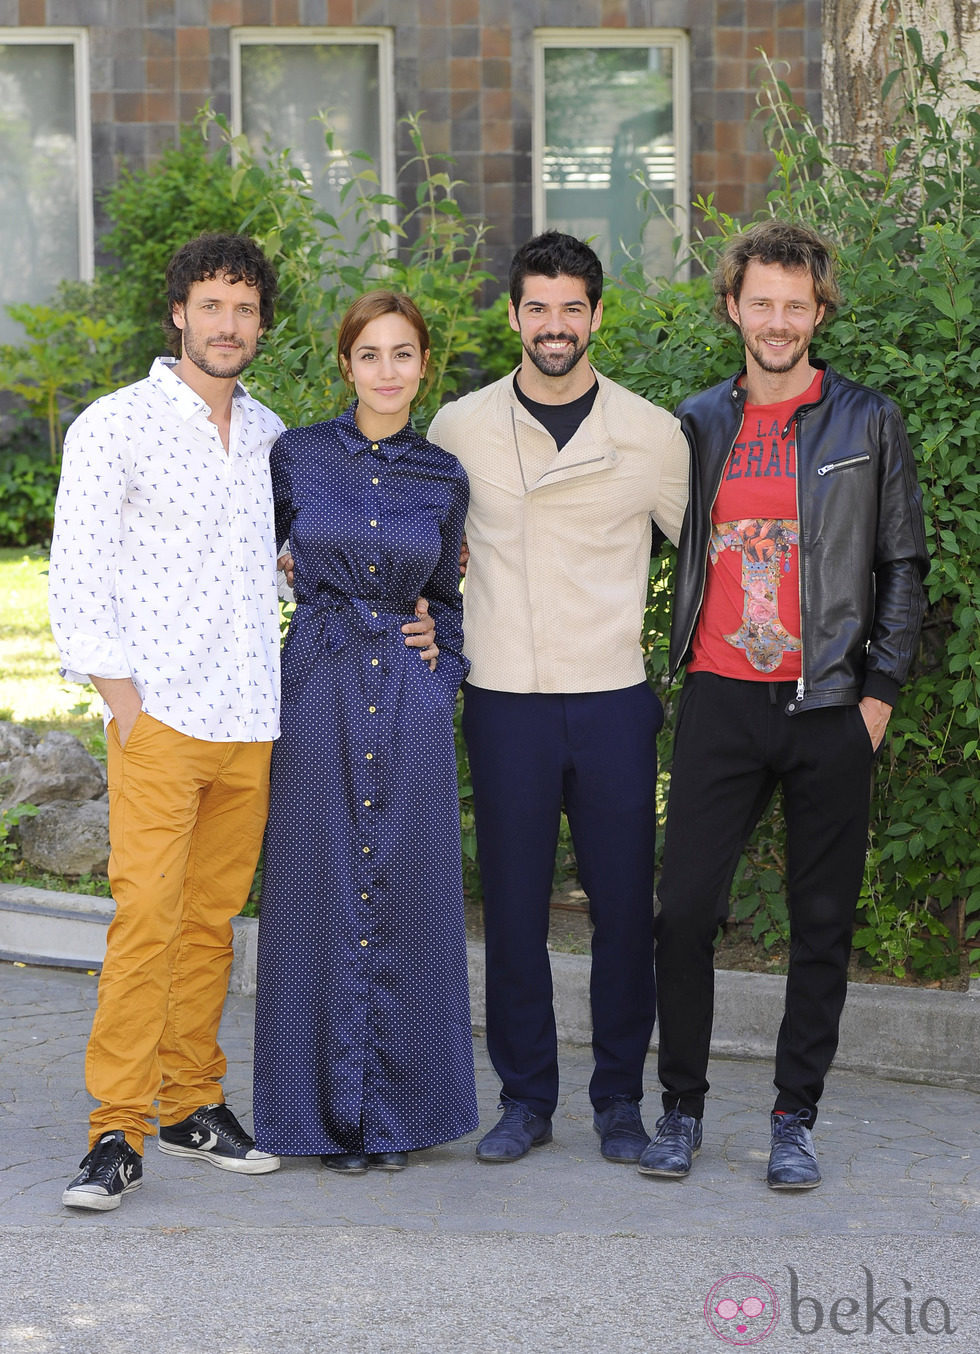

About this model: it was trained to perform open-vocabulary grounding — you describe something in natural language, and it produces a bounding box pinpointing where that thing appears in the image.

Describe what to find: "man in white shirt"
[48,234,435,1210]
[429,233,689,1165]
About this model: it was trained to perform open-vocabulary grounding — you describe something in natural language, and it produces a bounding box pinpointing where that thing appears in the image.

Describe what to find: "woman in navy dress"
[253,291,478,1172]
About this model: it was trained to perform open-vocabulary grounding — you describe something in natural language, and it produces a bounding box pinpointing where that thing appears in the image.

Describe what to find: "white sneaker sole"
[62,1178,141,1210]
[157,1140,280,1174]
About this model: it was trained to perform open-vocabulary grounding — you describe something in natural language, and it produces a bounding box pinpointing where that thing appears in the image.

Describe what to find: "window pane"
[0,43,79,342]
[240,43,381,247]
[543,45,678,278]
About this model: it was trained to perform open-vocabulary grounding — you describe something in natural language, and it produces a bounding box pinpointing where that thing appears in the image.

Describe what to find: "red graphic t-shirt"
[689,369,823,681]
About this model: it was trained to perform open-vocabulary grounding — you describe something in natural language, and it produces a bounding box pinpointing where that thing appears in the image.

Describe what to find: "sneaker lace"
[81,1135,131,1184]
[193,1103,253,1148]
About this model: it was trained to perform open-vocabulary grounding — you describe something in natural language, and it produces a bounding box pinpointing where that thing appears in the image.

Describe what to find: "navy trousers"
[655,672,875,1121]
[461,681,662,1119]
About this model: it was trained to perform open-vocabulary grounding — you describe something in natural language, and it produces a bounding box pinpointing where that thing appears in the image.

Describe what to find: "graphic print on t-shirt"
[708,517,800,673]
[689,369,823,682]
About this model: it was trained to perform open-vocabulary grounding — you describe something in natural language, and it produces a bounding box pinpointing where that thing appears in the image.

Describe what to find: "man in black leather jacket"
[639,219,928,1190]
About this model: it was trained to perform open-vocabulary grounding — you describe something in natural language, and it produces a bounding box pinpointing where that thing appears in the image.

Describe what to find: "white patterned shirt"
[49,358,284,742]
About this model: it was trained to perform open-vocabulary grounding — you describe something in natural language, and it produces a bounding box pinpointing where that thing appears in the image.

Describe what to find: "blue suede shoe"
[637,1107,703,1178]
[593,1096,650,1163]
[475,1100,553,1163]
[766,1110,821,1190]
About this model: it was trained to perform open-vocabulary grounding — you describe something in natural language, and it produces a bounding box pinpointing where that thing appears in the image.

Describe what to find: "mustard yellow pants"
[86,713,272,1153]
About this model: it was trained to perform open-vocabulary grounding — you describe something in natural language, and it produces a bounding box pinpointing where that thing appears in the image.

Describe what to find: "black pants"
[462,682,662,1119]
[655,672,875,1121]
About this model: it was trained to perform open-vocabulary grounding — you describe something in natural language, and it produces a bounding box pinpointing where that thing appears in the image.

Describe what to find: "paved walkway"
[1,961,977,1352]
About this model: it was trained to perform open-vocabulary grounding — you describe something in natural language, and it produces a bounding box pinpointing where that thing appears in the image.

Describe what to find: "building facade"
[0,1,821,333]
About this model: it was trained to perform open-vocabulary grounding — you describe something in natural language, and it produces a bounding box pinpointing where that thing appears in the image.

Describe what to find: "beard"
[740,325,813,375]
[180,324,257,380]
[521,329,591,378]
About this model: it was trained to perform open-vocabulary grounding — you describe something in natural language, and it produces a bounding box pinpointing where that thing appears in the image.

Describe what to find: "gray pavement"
[1,960,978,1353]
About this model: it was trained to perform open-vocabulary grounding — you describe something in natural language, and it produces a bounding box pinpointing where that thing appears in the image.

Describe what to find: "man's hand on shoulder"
[403,596,439,671]
[277,551,295,588]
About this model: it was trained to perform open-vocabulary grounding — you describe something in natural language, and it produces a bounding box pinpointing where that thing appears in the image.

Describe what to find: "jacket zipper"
[816,453,871,477]
[511,407,605,489]
[538,455,606,478]
[781,383,829,707]
[794,411,806,706]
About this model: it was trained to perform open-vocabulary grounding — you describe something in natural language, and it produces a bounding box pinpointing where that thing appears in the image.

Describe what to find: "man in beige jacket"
[428,232,689,1165]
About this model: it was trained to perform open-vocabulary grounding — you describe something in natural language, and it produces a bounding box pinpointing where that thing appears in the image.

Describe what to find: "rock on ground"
[0,721,106,813]
[17,798,110,876]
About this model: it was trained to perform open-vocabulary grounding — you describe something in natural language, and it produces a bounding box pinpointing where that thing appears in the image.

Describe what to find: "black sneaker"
[158,1102,280,1174]
[62,1131,143,1211]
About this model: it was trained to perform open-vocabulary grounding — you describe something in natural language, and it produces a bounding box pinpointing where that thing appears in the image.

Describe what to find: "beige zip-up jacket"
[427,367,689,693]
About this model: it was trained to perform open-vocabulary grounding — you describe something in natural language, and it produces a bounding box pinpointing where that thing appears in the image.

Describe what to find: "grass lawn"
[0,547,104,754]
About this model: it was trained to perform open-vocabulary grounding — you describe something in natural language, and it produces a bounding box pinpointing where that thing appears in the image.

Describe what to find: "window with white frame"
[534,30,689,280]
[231,29,394,250]
[0,30,92,343]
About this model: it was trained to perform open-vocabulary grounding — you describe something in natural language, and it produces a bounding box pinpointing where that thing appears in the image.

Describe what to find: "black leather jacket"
[670,361,928,714]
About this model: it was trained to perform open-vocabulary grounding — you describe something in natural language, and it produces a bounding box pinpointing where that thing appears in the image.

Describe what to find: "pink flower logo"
[704,1273,780,1345]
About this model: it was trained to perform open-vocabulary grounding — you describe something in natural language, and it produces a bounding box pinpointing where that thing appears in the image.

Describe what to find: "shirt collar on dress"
[336,401,420,463]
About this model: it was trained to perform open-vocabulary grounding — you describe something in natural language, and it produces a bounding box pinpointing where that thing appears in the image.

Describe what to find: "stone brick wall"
[1,0,822,283]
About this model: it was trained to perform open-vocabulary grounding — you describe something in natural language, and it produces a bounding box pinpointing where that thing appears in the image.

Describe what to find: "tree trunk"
[823,0,980,172]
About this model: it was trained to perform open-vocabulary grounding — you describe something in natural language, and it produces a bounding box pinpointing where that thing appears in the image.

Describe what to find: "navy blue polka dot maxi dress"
[252,404,479,1156]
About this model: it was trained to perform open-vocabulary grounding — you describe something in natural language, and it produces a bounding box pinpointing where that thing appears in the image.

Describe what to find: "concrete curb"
[3,880,977,1092]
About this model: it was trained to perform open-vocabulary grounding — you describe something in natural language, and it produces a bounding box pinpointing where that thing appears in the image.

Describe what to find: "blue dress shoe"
[320,1152,370,1174]
[637,1107,703,1177]
[475,1100,552,1163]
[593,1096,650,1163]
[767,1110,821,1189]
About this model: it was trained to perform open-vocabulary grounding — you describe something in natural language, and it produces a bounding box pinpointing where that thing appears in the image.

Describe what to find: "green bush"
[0,453,62,547]
[467,292,522,385]
[0,290,138,464]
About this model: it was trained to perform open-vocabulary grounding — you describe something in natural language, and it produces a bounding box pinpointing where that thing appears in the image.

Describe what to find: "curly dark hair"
[714,219,842,328]
[509,231,603,313]
[163,233,278,356]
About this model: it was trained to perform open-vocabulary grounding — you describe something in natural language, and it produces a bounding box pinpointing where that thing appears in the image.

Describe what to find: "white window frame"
[532,28,690,276]
[0,27,93,283]
[230,27,396,201]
